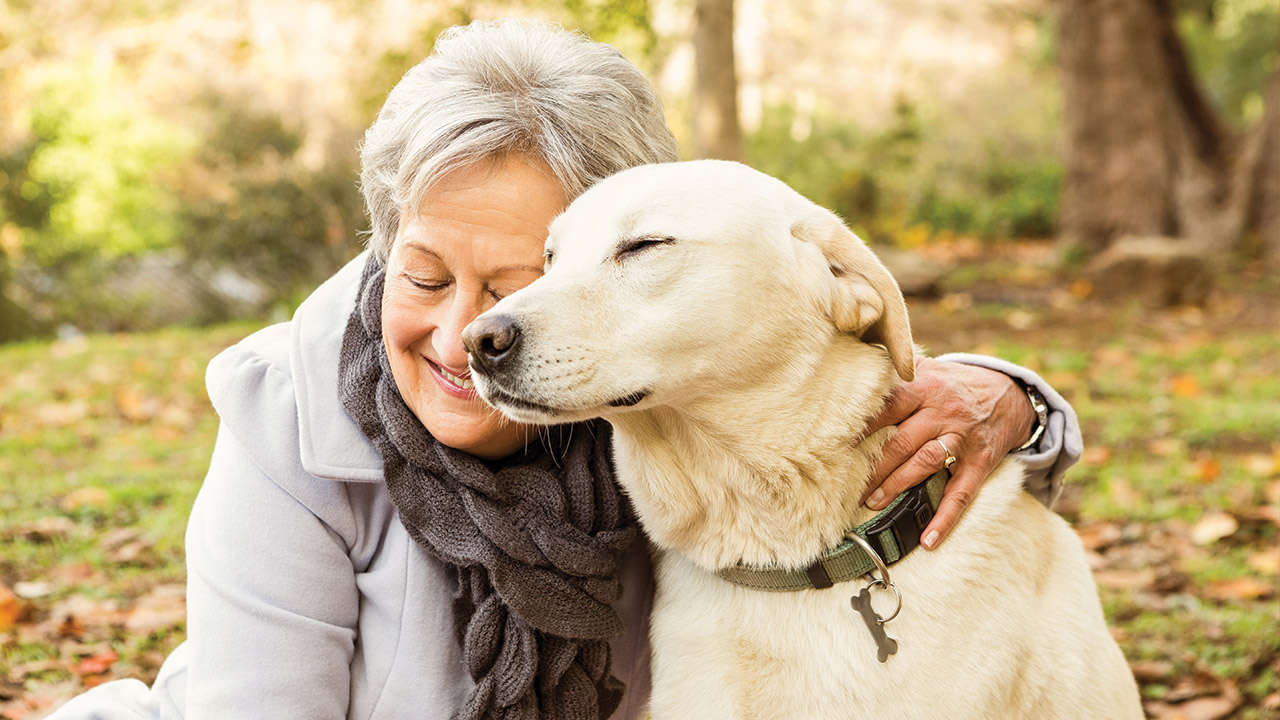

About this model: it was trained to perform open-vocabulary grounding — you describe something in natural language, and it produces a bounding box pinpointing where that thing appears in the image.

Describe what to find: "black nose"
[462,315,521,372]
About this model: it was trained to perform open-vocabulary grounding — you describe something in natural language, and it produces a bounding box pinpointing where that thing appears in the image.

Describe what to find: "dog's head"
[463,160,913,425]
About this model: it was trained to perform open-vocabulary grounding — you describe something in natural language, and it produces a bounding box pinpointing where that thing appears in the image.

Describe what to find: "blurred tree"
[694,0,742,160]
[1058,0,1279,260]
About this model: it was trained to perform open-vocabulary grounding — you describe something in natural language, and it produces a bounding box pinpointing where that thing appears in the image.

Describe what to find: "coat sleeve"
[183,331,363,720]
[182,423,359,720]
[935,352,1083,509]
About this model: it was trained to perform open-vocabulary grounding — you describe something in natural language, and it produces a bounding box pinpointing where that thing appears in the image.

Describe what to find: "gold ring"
[937,439,958,470]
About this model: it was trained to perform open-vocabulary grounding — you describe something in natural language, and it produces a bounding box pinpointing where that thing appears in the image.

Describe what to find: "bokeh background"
[0,1,1277,718]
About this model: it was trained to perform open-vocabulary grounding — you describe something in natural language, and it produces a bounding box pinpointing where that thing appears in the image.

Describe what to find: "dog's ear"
[791,209,915,381]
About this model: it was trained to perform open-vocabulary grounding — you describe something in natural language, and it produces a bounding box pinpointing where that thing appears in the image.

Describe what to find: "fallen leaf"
[1170,373,1202,398]
[56,613,87,639]
[115,387,159,422]
[12,581,54,599]
[72,650,118,676]
[1190,511,1238,546]
[0,584,19,631]
[1083,446,1113,466]
[1076,522,1123,551]
[1247,549,1280,575]
[1147,437,1184,457]
[1130,659,1175,682]
[124,584,186,634]
[1193,455,1221,483]
[59,486,110,512]
[1144,678,1242,720]
[1093,568,1156,590]
[9,516,77,542]
[31,400,89,427]
[1243,453,1280,478]
[1238,504,1280,528]
[98,528,141,550]
[108,540,153,565]
[45,596,122,631]
[1203,577,1275,600]
[1069,278,1093,299]
[1108,478,1143,510]
[1006,309,1037,330]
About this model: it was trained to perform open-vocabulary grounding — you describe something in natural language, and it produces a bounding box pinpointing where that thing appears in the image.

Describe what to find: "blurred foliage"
[0,0,1276,342]
[0,63,193,269]
[178,95,364,313]
[1177,0,1280,126]
[748,96,1061,246]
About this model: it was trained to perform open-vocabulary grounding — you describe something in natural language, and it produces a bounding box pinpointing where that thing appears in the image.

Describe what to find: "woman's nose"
[433,296,484,370]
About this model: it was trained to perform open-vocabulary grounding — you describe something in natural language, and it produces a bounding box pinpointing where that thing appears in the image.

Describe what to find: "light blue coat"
[49,254,1080,719]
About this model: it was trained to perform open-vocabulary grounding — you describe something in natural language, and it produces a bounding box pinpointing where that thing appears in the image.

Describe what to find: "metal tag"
[851,585,898,663]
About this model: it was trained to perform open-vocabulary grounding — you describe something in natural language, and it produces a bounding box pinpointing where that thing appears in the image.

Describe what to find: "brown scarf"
[338,254,637,719]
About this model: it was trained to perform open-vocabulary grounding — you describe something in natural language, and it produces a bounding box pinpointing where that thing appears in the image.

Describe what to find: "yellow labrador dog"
[463,160,1142,719]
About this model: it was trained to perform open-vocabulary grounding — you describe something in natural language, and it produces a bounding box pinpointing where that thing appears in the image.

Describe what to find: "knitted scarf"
[337,255,638,720]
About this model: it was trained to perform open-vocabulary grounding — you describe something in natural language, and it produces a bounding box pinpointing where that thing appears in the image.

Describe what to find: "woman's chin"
[418,402,532,459]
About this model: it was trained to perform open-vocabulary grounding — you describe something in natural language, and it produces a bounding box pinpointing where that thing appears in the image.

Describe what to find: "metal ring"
[936,439,958,470]
[870,579,903,623]
[846,532,903,623]
[846,531,892,588]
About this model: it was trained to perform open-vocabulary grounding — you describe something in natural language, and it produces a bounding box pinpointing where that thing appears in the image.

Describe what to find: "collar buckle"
[863,477,937,561]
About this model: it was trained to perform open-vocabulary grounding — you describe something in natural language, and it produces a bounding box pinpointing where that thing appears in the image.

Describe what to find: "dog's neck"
[607,339,900,571]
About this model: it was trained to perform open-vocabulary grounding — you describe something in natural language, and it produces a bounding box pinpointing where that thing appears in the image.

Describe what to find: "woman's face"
[381,156,567,459]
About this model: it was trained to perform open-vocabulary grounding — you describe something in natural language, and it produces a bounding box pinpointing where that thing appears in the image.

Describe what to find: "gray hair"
[359,18,680,260]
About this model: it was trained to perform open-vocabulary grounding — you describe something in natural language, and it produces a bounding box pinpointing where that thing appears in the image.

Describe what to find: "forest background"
[0,0,1278,718]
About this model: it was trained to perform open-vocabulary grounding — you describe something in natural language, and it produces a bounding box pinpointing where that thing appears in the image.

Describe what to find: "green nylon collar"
[716,470,949,592]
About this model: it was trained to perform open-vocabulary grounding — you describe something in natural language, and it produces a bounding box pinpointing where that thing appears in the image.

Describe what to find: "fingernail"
[866,489,885,508]
[923,530,939,549]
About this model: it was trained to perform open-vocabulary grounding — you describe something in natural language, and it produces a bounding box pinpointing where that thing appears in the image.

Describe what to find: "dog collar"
[717,470,948,592]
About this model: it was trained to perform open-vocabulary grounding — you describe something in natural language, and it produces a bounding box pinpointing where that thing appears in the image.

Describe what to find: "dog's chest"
[643,463,1053,719]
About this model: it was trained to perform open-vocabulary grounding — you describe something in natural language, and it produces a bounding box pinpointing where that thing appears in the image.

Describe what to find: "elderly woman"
[50,18,1079,720]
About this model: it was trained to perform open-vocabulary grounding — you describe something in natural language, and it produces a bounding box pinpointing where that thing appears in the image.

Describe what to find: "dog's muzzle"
[462,314,522,375]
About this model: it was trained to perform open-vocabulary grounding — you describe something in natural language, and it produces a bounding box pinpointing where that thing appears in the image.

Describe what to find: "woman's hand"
[859,357,1036,549]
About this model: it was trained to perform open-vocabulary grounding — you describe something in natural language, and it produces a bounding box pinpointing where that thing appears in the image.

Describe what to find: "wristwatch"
[1014,382,1049,452]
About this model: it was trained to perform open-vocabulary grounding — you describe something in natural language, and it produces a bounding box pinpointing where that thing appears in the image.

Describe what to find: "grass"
[1,249,1278,717]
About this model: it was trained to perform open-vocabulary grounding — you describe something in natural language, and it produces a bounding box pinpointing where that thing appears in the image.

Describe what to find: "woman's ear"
[790,208,915,381]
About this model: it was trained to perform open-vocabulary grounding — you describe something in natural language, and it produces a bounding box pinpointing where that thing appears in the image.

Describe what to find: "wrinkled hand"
[858,357,1035,549]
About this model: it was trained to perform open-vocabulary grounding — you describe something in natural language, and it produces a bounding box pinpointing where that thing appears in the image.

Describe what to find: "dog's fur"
[465,160,1142,719]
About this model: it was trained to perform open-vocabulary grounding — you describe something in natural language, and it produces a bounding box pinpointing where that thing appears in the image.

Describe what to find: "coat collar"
[291,251,385,482]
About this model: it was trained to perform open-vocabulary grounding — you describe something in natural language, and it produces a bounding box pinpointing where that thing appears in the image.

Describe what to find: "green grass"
[1,322,257,708]
[2,275,1279,716]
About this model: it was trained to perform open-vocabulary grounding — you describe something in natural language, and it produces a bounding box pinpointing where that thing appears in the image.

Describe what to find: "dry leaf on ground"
[0,584,19,631]
[59,487,111,512]
[1093,568,1156,590]
[1190,511,1238,546]
[1203,577,1276,601]
[124,584,187,635]
[9,516,77,542]
[1076,522,1123,551]
[1246,549,1280,575]
[1131,660,1175,682]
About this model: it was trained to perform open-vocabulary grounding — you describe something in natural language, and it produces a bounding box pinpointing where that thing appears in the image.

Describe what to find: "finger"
[862,413,938,503]
[854,383,921,442]
[865,429,960,509]
[920,464,984,549]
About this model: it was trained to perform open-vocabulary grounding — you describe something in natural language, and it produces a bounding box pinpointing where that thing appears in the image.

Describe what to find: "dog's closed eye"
[615,235,675,261]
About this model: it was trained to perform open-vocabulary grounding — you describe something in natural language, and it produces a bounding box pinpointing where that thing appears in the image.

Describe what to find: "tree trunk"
[693,0,742,161]
[1246,71,1280,262]
[1057,0,1277,258]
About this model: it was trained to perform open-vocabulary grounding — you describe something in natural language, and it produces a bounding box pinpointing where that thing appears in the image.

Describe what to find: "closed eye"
[615,235,675,261]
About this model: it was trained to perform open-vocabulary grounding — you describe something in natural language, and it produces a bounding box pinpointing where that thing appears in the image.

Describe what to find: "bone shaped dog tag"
[851,587,898,663]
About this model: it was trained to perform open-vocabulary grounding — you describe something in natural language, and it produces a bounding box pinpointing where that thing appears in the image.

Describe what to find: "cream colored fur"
[467,160,1142,719]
